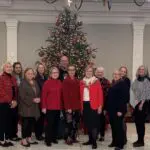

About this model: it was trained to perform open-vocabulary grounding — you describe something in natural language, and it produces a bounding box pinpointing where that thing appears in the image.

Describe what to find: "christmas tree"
[38,7,97,78]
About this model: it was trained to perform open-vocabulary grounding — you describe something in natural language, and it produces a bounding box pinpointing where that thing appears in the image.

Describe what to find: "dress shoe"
[92,142,97,149]
[82,141,92,145]
[52,139,58,144]
[108,143,115,147]
[5,141,14,146]
[36,136,44,141]
[99,137,104,142]
[133,141,144,147]
[45,142,51,147]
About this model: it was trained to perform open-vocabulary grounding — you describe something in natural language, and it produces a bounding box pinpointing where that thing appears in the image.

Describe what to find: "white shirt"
[83,77,93,101]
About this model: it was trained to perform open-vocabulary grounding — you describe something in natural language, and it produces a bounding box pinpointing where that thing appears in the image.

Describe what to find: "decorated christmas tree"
[38,7,97,78]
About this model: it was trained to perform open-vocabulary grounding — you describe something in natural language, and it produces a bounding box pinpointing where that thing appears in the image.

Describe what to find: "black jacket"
[35,73,47,91]
[106,79,129,116]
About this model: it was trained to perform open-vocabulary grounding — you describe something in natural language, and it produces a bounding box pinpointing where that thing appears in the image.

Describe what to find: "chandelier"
[44,0,83,10]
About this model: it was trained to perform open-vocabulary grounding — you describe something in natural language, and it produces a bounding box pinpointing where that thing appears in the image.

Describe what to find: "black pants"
[109,115,125,149]
[64,111,80,140]
[21,117,35,139]
[98,111,106,137]
[123,119,127,143]
[0,103,11,141]
[9,107,19,138]
[35,112,45,138]
[134,101,150,143]
[83,102,98,145]
[57,111,65,139]
[45,110,60,144]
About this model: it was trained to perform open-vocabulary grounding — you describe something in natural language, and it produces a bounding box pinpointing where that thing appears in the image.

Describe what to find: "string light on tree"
[38,7,97,78]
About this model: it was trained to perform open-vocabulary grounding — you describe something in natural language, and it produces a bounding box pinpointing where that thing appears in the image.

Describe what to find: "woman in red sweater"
[62,65,81,145]
[0,62,17,147]
[42,67,62,147]
[80,66,103,149]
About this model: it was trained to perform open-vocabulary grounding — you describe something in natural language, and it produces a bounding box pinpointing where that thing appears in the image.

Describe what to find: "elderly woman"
[42,67,62,147]
[0,62,17,147]
[131,65,150,147]
[80,66,103,149]
[19,68,40,147]
[62,65,81,145]
[107,70,128,150]
[95,67,110,142]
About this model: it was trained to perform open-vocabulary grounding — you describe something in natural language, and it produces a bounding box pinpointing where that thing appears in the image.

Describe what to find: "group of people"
[0,55,150,150]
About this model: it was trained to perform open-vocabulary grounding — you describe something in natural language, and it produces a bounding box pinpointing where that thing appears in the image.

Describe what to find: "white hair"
[95,67,105,73]
[1,62,12,71]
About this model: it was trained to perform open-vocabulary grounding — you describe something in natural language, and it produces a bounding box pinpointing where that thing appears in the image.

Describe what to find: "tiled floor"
[1,123,150,150]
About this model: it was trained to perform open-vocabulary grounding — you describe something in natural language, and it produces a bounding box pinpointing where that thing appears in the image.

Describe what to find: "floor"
[1,123,150,150]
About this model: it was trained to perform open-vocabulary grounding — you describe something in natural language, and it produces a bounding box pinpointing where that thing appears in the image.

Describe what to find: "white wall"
[18,22,51,68]
[144,25,150,72]
[83,24,133,79]
[0,23,6,68]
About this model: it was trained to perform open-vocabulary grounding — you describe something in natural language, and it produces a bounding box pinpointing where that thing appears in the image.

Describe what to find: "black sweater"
[106,79,129,116]
[35,73,47,91]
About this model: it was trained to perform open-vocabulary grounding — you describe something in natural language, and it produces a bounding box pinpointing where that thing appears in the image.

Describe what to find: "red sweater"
[0,72,17,103]
[62,76,81,110]
[42,79,62,110]
[80,79,103,110]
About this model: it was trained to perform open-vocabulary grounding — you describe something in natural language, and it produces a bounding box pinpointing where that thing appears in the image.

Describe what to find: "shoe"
[11,136,21,141]
[21,142,30,147]
[28,141,38,145]
[99,137,104,142]
[82,141,92,145]
[108,143,115,147]
[5,141,14,146]
[92,143,97,149]
[114,147,122,150]
[65,138,73,145]
[45,142,51,147]
[133,141,144,147]
[52,140,58,144]
[124,140,127,145]
[0,142,10,147]
[72,139,79,143]
[36,136,44,141]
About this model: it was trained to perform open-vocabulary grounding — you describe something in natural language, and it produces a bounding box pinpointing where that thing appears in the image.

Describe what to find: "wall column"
[132,22,145,80]
[5,19,18,63]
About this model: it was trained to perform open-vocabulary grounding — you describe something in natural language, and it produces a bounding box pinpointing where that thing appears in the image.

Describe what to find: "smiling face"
[68,66,76,78]
[138,66,145,77]
[3,63,13,74]
[85,67,93,78]
[119,67,127,78]
[113,70,121,81]
[95,68,104,78]
[37,64,45,75]
[14,64,22,75]
[25,69,34,81]
[51,67,59,79]
[60,56,69,68]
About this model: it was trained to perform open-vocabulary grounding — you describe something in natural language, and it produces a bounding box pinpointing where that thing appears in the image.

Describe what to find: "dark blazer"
[59,68,68,81]
[18,79,40,119]
[35,73,47,91]
[106,79,128,116]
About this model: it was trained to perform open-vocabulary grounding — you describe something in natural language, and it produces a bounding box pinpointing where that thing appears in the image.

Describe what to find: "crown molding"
[0,0,150,24]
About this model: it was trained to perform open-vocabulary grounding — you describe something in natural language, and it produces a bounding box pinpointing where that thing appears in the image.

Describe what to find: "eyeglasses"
[52,72,59,74]
[68,69,75,71]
